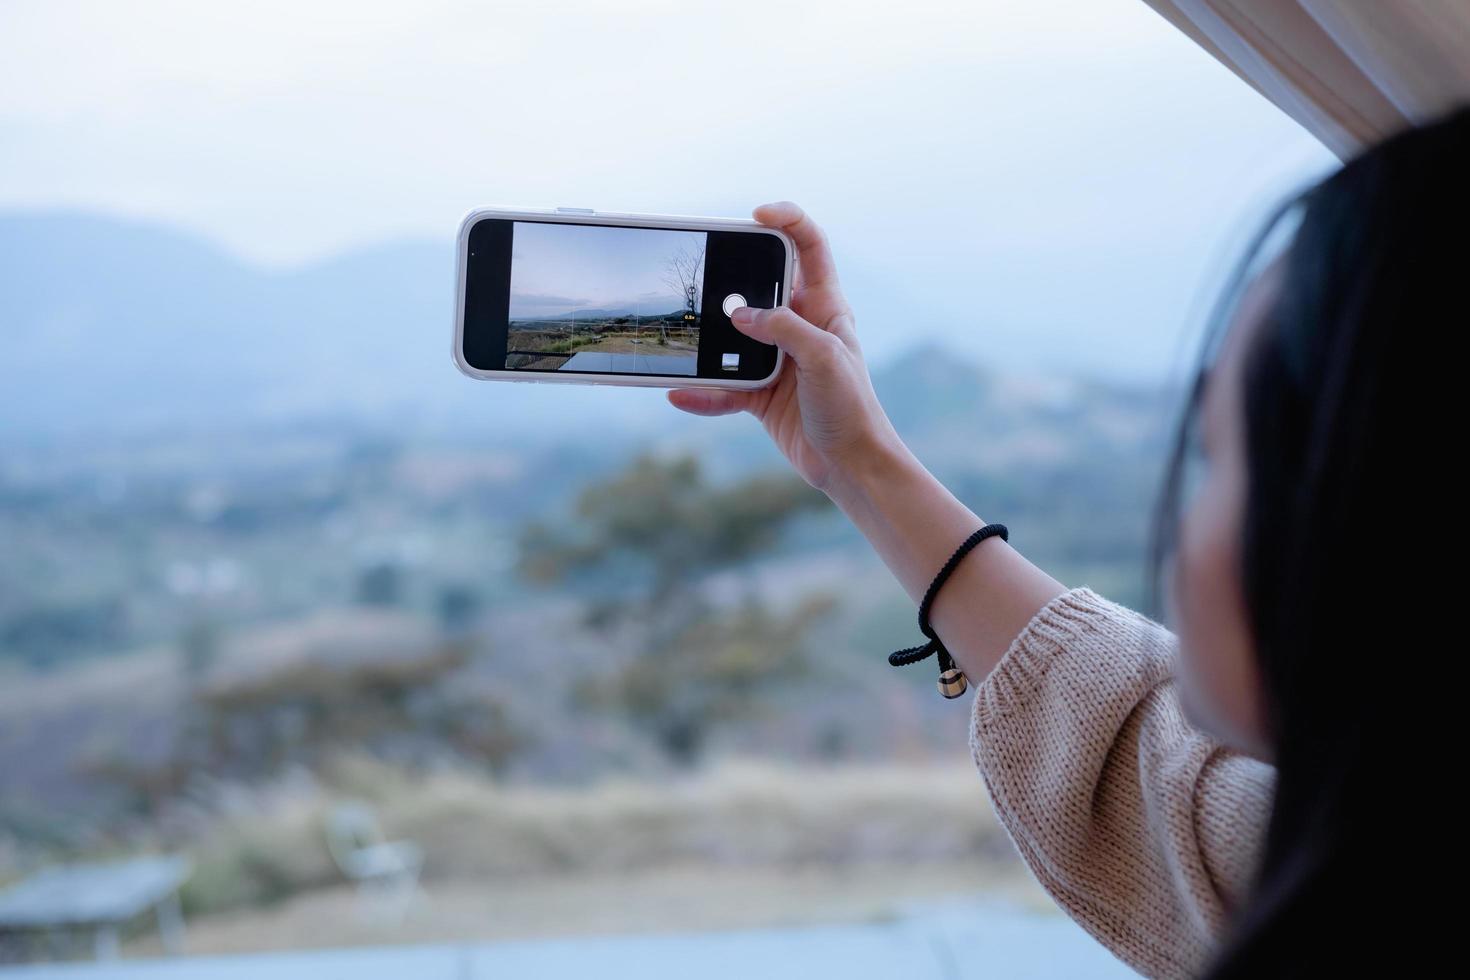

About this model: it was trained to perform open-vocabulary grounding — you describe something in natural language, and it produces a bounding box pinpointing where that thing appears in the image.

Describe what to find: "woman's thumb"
[730,307,841,366]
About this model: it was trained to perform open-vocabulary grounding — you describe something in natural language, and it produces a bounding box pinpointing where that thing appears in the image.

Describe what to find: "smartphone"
[453,207,794,389]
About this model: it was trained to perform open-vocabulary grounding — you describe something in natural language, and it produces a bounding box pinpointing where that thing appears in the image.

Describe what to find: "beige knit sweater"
[968,587,1277,979]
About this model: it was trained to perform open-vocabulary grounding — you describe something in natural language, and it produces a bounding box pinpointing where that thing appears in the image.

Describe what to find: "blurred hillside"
[0,212,443,431]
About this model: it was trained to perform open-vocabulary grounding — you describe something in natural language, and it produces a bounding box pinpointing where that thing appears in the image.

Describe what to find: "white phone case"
[452,206,794,390]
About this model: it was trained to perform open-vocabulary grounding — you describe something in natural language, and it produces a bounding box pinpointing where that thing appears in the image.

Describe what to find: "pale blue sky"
[509,223,704,319]
[0,0,1336,382]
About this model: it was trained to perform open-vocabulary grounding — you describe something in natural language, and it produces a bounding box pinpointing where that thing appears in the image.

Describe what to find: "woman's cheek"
[1173,478,1272,757]
[1172,485,1252,744]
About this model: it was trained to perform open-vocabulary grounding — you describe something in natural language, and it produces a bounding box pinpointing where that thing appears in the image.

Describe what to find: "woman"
[669,109,1465,976]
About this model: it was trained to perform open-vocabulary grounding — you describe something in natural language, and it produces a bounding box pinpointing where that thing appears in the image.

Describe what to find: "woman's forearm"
[825,433,1067,685]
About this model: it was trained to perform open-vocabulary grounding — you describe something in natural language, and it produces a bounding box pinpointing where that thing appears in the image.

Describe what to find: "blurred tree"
[520,455,827,599]
[521,454,834,764]
[179,617,221,685]
[572,594,835,764]
[355,560,404,606]
[435,582,482,632]
[194,637,526,779]
[0,596,126,668]
[74,751,191,820]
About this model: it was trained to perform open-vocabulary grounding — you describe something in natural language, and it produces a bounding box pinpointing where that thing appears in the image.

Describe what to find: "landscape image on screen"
[505,223,706,374]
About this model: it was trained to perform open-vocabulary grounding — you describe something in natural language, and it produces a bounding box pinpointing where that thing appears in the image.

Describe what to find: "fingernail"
[731,306,755,325]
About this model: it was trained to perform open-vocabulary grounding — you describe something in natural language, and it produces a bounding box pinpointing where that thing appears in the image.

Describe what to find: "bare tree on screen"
[661,243,704,345]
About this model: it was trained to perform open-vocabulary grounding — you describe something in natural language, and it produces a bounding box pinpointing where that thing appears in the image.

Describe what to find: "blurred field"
[115,756,1043,955]
[133,863,1048,958]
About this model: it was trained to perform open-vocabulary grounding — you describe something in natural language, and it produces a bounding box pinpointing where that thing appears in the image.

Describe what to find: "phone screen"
[461,218,787,381]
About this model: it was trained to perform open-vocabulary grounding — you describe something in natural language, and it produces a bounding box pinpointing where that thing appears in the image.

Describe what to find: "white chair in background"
[324,801,423,923]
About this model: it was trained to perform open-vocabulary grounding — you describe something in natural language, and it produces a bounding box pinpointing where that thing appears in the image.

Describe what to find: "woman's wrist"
[822,427,925,516]
[823,431,990,603]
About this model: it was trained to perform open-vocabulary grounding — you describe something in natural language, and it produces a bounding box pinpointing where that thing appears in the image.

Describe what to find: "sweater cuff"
[971,586,1114,730]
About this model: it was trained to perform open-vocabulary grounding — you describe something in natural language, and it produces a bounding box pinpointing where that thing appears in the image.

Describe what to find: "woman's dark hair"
[1153,106,1468,975]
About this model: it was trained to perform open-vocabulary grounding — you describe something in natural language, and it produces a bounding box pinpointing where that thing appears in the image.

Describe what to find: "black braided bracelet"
[888,523,1009,699]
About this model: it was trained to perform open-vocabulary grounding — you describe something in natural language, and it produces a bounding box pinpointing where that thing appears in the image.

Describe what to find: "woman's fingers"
[753,201,840,290]
[666,387,755,417]
[753,200,857,349]
[669,304,840,419]
[731,306,842,367]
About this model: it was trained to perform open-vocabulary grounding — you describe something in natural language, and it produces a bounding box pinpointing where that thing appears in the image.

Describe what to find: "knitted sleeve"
[968,587,1276,979]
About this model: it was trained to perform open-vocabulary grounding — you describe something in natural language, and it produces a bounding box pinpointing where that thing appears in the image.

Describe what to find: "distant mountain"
[547,306,684,321]
[0,211,1176,454]
[0,212,438,430]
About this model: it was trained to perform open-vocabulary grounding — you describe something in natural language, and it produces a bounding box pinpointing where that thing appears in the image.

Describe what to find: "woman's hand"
[667,202,901,498]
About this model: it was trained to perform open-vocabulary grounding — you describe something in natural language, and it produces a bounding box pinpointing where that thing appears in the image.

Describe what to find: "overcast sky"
[0,0,1336,381]
[509,223,704,319]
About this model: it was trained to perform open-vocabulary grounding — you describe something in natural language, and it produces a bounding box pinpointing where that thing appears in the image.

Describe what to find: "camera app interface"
[507,223,706,375]
[461,217,786,382]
